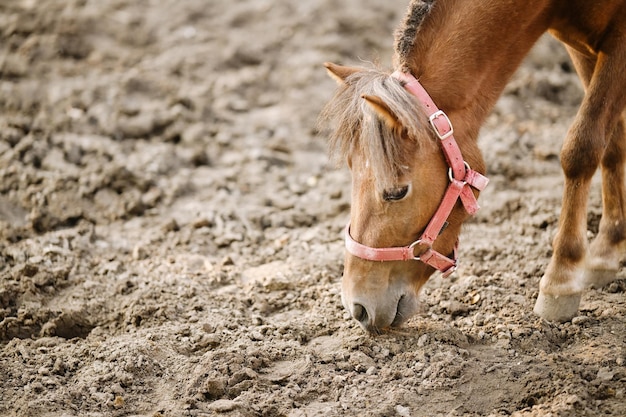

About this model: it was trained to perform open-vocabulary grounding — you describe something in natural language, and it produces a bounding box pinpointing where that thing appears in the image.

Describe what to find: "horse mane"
[394,0,435,72]
[320,69,433,191]
[320,1,438,190]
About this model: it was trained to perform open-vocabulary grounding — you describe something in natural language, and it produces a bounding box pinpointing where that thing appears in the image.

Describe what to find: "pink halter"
[344,71,489,277]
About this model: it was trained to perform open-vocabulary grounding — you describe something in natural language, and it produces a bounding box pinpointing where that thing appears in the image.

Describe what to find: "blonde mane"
[320,69,433,191]
[320,1,437,191]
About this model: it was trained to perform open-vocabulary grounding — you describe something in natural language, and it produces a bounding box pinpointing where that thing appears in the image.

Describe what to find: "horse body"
[322,0,626,333]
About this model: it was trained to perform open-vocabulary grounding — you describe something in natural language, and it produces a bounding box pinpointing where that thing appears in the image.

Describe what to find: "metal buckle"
[429,110,454,140]
[409,239,429,261]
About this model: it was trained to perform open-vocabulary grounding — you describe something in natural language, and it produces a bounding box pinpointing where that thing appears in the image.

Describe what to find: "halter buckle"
[429,110,454,140]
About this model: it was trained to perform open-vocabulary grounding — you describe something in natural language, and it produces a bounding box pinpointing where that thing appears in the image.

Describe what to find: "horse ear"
[361,94,400,129]
[324,62,362,84]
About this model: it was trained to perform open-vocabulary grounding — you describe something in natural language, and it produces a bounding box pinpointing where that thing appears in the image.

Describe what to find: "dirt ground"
[1,0,625,416]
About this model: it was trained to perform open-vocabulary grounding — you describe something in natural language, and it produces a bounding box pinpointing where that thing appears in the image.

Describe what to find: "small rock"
[52,358,65,375]
[202,322,217,333]
[597,368,614,382]
[442,300,470,317]
[116,114,155,138]
[162,219,179,232]
[132,245,148,260]
[366,366,377,375]
[348,351,376,371]
[395,404,411,417]
[202,377,227,399]
[192,218,213,229]
[473,312,485,326]
[497,330,512,340]
[40,376,58,387]
[228,368,257,386]
[249,331,264,341]
[109,383,124,395]
[220,256,234,266]
[240,261,292,290]
[336,361,353,372]
[332,375,346,384]
[29,382,44,394]
[113,396,125,409]
[208,399,238,412]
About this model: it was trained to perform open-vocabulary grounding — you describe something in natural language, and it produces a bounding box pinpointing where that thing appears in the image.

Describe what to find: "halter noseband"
[344,71,489,277]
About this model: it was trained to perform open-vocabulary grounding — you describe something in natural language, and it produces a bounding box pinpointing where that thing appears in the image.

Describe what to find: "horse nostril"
[353,303,369,324]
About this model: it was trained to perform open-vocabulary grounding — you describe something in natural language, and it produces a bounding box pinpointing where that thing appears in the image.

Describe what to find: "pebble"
[442,300,470,317]
[473,312,485,326]
[132,245,148,260]
[40,376,58,387]
[113,396,125,409]
[52,358,65,375]
[29,382,44,394]
[417,334,429,348]
[249,331,264,341]
[597,368,614,382]
[333,375,346,384]
[240,261,292,290]
[348,351,376,371]
[208,399,238,412]
[116,114,155,138]
[109,383,125,395]
[395,405,411,417]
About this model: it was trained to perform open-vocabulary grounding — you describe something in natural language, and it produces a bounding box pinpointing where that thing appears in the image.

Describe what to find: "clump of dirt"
[1,0,624,416]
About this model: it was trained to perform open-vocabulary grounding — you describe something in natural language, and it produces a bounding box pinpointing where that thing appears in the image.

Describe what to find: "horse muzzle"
[341,277,420,333]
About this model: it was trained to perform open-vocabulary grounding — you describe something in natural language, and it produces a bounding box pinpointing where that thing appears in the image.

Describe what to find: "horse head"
[322,62,485,333]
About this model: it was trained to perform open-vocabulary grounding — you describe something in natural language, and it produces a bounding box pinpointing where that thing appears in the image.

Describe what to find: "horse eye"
[383,185,410,201]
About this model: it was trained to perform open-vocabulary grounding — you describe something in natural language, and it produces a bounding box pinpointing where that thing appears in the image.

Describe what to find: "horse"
[320,0,626,333]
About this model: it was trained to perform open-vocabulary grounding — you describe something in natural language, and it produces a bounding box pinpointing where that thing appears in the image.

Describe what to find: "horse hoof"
[583,268,617,289]
[533,291,581,322]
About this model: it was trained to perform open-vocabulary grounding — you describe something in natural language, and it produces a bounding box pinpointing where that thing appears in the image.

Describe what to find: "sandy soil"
[1,0,625,416]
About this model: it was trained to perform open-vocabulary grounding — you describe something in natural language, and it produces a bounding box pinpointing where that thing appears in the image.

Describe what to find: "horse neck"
[400,0,554,141]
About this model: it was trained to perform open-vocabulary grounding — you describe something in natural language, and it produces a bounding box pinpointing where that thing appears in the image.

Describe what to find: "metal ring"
[448,161,472,182]
[409,239,430,260]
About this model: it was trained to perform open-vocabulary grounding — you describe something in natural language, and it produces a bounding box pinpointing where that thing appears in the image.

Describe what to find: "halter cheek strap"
[344,71,489,277]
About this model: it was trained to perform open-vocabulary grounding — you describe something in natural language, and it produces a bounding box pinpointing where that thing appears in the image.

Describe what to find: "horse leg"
[558,47,626,287]
[586,116,626,287]
[534,40,626,322]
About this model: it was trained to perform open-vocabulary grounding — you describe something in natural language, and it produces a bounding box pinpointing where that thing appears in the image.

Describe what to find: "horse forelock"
[321,69,432,191]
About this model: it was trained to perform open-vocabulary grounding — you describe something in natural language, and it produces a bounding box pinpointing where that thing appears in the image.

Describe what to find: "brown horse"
[321,0,626,333]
